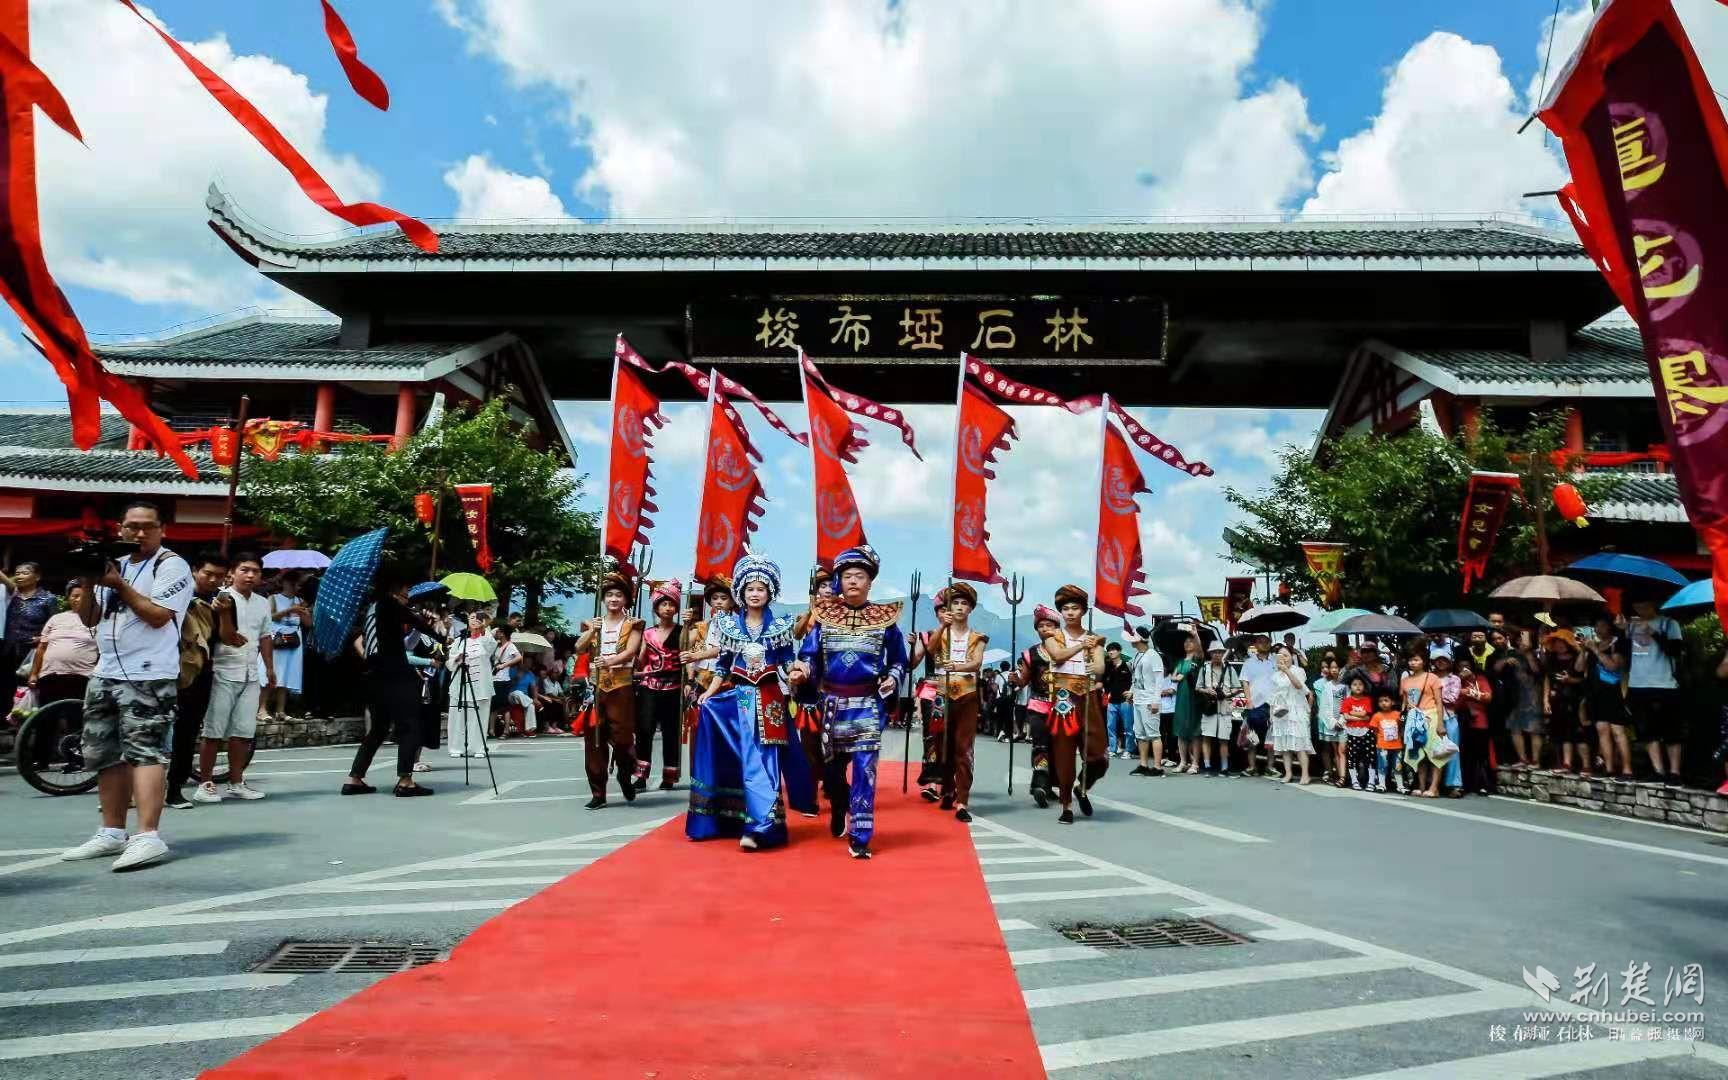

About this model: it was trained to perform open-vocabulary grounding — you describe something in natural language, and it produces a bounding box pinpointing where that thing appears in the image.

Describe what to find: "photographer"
[58,501,195,871]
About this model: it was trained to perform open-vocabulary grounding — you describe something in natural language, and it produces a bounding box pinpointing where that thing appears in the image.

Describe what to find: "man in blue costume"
[686,555,816,851]
[789,545,907,860]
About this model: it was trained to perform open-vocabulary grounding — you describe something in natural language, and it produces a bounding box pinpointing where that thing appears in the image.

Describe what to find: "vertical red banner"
[1299,541,1348,609]
[802,363,868,567]
[1094,418,1150,618]
[1224,577,1256,633]
[951,376,1016,584]
[1539,0,1728,623]
[1457,472,1521,591]
[693,391,764,584]
[603,362,662,568]
[454,483,493,572]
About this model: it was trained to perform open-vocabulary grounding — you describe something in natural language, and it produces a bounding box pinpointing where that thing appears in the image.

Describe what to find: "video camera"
[66,536,142,578]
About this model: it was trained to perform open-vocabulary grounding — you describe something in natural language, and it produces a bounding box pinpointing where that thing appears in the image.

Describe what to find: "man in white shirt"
[59,501,195,871]
[193,551,275,803]
[1239,635,1279,775]
[1626,599,1687,785]
[1128,627,1165,776]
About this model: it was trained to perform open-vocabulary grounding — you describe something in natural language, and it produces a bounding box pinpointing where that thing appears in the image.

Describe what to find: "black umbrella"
[1235,604,1309,633]
[1417,609,1492,633]
[1332,612,1425,637]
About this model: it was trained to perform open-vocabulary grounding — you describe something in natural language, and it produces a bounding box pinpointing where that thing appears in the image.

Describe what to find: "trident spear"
[1001,572,1024,795]
[901,569,922,793]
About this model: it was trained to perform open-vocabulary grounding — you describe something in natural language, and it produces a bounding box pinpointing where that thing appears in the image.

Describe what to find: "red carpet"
[207,785,1045,1079]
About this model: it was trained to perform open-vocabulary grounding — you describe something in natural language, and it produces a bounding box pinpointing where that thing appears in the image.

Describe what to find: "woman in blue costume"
[685,554,817,850]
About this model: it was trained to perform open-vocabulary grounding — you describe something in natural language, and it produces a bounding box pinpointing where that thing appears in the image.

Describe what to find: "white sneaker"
[190,783,224,804]
[112,833,169,871]
[225,782,266,801]
[60,831,127,861]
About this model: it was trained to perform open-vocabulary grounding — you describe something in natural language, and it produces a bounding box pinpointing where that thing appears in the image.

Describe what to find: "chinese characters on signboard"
[688,297,1166,362]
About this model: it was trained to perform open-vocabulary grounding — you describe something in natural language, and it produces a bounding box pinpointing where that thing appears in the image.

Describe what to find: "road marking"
[1023,955,1409,1009]
[991,886,1164,906]
[293,877,560,893]
[997,918,1038,931]
[104,900,526,929]
[1295,786,1728,870]
[0,855,65,878]
[450,858,598,869]
[982,868,1123,884]
[0,848,60,857]
[460,776,648,806]
[0,818,670,948]
[1010,945,1104,967]
[972,841,1032,850]
[244,768,353,777]
[1085,795,1267,844]
[1252,927,1317,941]
[0,1013,312,1061]
[1484,793,1727,837]
[1039,989,1526,1071]
[0,973,296,1009]
[977,854,1078,866]
[1338,1036,1710,1078]
[0,941,230,968]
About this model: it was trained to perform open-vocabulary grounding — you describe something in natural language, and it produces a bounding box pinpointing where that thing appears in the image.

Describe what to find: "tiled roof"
[1397,326,1646,390]
[0,446,224,492]
[206,190,1585,265]
[1595,472,1684,523]
[95,318,488,377]
[0,412,130,450]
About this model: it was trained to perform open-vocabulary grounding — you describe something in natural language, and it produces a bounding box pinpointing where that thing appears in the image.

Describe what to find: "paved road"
[2,733,1727,1077]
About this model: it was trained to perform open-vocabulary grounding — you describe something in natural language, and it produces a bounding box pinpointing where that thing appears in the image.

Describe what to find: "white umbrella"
[982,648,1011,665]
[264,549,331,570]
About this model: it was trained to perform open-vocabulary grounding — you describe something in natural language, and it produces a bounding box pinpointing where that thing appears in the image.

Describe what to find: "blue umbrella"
[408,580,449,600]
[1417,609,1493,633]
[312,527,388,657]
[1561,552,1689,589]
[1662,578,1714,615]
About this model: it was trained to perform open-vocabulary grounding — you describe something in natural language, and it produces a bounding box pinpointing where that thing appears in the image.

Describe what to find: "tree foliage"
[1224,410,1622,615]
[241,397,598,612]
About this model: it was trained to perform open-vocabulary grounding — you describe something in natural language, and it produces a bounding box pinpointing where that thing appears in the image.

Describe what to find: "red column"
[313,384,336,432]
[392,386,416,449]
[1564,408,1586,454]
[1459,400,1481,442]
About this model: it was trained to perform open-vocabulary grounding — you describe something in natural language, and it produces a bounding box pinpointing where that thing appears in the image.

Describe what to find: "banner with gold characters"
[1298,541,1347,610]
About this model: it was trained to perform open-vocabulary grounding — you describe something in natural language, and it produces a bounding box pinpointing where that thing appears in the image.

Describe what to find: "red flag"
[119,0,434,253]
[1457,472,1521,591]
[963,354,1212,477]
[0,6,193,475]
[454,483,493,572]
[1094,412,1151,618]
[693,382,764,584]
[800,350,922,460]
[1538,0,1728,624]
[801,360,867,567]
[319,0,388,111]
[1224,577,1255,634]
[951,374,1016,585]
[602,361,662,568]
[615,334,806,459]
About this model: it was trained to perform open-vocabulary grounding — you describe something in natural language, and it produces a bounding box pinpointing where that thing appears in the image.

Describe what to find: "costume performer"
[930,582,987,823]
[573,573,643,809]
[686,556,816,850]
[1012,605,1062,808]
[634,579,684,791]
[792,566,832,798]
[909,595,953,802]
[791,545,907,860]
[1042,585,1107,824]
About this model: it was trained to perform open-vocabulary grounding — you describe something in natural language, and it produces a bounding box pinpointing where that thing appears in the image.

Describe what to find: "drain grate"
[1059,918,1249,949]
[256,941,447,974]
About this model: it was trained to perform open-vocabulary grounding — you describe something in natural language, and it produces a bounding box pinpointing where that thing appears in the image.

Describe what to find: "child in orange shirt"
[1340,675,1375,791]
[1371,690,1404,794]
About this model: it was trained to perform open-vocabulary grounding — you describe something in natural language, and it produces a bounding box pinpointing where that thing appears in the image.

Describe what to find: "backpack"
[178,596,215,689]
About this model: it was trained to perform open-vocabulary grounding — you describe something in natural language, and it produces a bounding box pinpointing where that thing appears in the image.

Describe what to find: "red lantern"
[413,493,435,525]
[210,427,238,469]
[1553,482,1590,528]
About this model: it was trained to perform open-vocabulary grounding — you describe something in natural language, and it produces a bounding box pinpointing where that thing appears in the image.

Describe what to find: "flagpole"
[949,354,969,585]
[600,338,623,584]
[684,369,721,787]
[797,349,819,565]
[1093,393,1111,602]
[1079,393,1111,803]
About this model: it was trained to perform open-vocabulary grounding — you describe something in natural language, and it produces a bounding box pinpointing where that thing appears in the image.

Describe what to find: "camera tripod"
[450,637,500,795]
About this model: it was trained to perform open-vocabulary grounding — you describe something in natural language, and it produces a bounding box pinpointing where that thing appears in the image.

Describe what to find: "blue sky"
[6,1,1726,618]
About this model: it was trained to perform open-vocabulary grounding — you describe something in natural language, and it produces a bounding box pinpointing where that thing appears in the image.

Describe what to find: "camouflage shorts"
[81,677,177,770]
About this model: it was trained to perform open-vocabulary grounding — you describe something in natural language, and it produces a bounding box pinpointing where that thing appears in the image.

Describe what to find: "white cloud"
[1536,2,1728,110]
[436,0,1318,218]
[1304,31,1565,215]
[31,0,390,315]
[443,153,570,220]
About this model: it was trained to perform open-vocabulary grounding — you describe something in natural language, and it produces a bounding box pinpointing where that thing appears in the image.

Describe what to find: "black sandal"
[341,782,375,796]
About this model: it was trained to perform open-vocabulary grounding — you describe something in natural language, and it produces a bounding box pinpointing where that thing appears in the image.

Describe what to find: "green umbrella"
[439,572,497,603]
[1307,607,1374,634]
